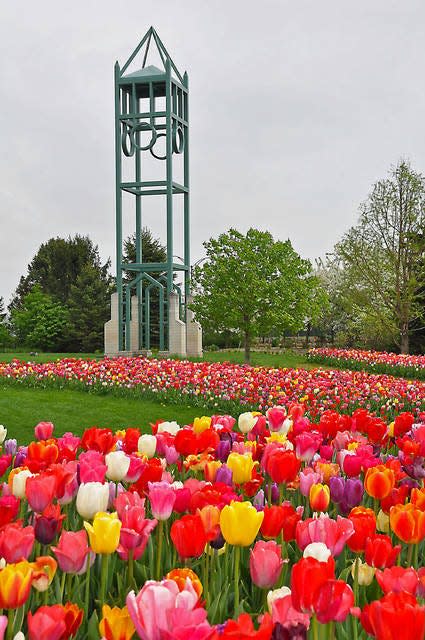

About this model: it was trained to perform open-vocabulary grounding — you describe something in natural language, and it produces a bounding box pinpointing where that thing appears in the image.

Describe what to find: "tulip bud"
[0,426,7,445]
[303,542,331,563]
[238,412,257,434]
[76,482,109,519]
[351,559,375,586]
[105,451,130,482]
[12,469,33,499]
[267,586,291,613]
[137,435,157,459]
[376,509,390,533]
[157,421,180,435]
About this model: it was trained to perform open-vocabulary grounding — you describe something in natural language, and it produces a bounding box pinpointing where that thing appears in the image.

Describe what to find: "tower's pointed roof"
[120,27,183,83]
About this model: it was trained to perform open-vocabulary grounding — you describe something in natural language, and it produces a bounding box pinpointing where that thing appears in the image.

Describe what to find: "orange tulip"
[166,568,203,599]
[99,605,134,640]
[204,460,222,482]
[197,505,221,542]
[390,503,425,544]
[30,556,57,592]
[364,465,395,500]
[411,488,425,511]
[0,561,33,609]
[309,483,330,512]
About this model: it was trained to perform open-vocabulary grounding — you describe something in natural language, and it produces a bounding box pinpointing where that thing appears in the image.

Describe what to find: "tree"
[190,228,326,363]
[0,297,11,348]
[10,286,69,351]
[335,161,425,353]
[9,235,112,351]
[67,264,113,352]
[9,235,111,310]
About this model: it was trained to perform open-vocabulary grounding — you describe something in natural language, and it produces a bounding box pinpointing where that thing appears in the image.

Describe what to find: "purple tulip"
[216,440,231,463]
[4,439,17,456]
[215,464,233,485]
[329,476,345,503]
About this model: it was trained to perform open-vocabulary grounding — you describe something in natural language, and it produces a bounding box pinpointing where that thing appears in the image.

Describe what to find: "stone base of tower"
[186,295,203,358]
[104,291,202,358]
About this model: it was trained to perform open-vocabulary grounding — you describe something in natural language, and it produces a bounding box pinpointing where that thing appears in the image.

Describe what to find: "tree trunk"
[400,330,409,354]
[244,330,251,364]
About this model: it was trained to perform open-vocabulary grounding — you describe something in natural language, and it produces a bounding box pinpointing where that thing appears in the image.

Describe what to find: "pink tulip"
[375,566,419,595]
[79,450,107,483]
[34,422,54,440]
[148,481,176,520]
[295,432,322,462]
[296,514,354,556]
[126,578,214,640]
[0,616,7,640]
[115,491,146,518]
[125,456,146,482]
[272,594,310,629]
[51,529,90,573]
[299,469,323,498]
[250,540,284,589]
[266,406,287,432]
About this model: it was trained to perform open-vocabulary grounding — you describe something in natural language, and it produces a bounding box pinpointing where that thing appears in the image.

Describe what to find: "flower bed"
[1,356,425,419]
[308,347,425,380]
[0,406,424,638]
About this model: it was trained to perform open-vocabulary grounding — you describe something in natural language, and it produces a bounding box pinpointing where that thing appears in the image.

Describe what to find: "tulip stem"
[60,571,66,603]
[328,621,335,640]
[156,521,164,581]
[234,545,240,617]
[99,554,108,613]
[279,483,285,504]
[84,555,91,621]
[128,550,134,589]
[5,608,14,640]
[407,543,414,567]
[312,614,319,640]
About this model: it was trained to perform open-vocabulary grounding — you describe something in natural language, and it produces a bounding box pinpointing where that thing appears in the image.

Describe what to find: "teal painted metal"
[114,27,189,352]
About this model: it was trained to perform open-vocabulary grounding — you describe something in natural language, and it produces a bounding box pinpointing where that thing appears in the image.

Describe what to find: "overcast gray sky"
[1,1,425,305]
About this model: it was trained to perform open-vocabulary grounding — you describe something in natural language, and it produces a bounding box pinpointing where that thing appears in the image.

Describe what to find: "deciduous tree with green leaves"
[190,228,326,363]
[335,160,425,353]
[10,286,69,351]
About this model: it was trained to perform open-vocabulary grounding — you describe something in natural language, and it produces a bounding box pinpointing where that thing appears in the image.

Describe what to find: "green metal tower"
[113,27,190,353]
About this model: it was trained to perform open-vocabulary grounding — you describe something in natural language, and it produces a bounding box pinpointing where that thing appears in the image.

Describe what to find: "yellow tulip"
[99,604,135,640]
[226,453,257,484]
[193,416,212,434]
[84,512,122,555]
[220,500,264,546]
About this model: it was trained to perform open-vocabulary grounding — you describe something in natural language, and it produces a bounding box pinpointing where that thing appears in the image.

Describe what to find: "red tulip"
[81,427,116,454]
[290,556,335,613]
[34,504,65,545]
[375,566,418,595]
[0,495,19,527]
[260,506,285,539]
[347,507,376,552]
[170,514,207,559]
[221,613,273,639]
[266,449,300,484]
[361,592,425,640]
[313,578,354,623]
[365,534,401,569]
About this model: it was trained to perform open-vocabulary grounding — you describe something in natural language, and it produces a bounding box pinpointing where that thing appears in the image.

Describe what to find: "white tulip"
[76,482,109,519]
[105,451,131,481]
[238,412,256,434]
[13,633,25,640]
[157,421,180,436]
[138,434,157,458]
[0,425,7,444]
[267,586,291,613]
[303,542,331,562]
[12,469,33,499]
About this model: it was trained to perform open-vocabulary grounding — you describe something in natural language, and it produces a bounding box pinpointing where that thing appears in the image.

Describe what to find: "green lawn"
[0,385,209,443]
[0,349,313,369]
[0,349,315,444]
